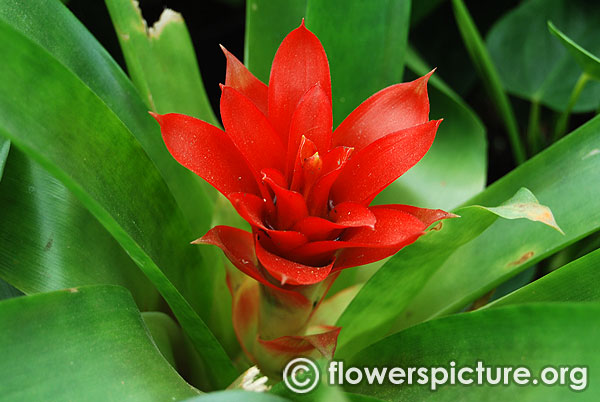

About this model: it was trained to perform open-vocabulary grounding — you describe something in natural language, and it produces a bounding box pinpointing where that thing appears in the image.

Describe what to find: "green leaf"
[451,0,525,164]
[305,0,411,126]
[489,248,600,307]
[347,303,599,400]
[335,187,559,357]
[244,0,307,83]
[0,285,200,401]
[397,113,600,332]
[486,0,600,112]
[375,47,487,210]
[0,20,236,388]
[104,0,218,124]
[548,22,600,81]
[105,0,239,358]
[0,149,159,310]
[0,0,215,234]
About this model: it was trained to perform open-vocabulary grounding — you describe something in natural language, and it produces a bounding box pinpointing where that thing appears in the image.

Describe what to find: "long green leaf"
[105,0,239,357]
[548,22,600,81]
[0,20,236,388]
[244,0,307,83]
[397,113,600,332]
[0,149,159,310]
[105,0,218,124]
[0,285,200,401]
[347,303,599,400]
[451,0,525,164]
[486,0,600,113]
[305,0,411,126]
[0,0,215,234]
[335,188,560,357]
[488,248,600,307]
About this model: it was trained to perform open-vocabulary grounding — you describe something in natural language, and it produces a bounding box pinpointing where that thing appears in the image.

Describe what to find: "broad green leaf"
[486,0,600,112]
[335,187,559,357]
[375,47,487,210]
[488,248,600,307]
[347,303,599,400]
[397,113,600,332]
[104,0,218,124]
[105,0,239,357]
[0,149,159,310]
[184,391,290,401]
[244,0,307,83]
[548,22,600,82]
[451,0,525,164]
[305,0,411,125]
[0,21,236,388]
[0,285,200,401]
[0,0,215,234]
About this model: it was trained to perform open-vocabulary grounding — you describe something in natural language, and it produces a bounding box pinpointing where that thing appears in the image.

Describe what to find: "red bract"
[151,22,452,291]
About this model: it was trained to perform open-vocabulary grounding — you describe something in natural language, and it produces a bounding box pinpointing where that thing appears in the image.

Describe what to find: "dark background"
[67,0,564,184]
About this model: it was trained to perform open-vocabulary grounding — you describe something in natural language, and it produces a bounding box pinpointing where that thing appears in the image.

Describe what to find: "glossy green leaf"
[105,0,239,357]
[244,0,306,83]
[0,0,215,234]
[104,0,218,124]
[548,22,600,81]
[397,113,600,332]
[486,0,600,112]
[0,149,159,310]
[347,303,599,400]
[489,248,600,307]
[375,47,487,210]
[305,0,411,125]
[335,187,559,357]
[452,0,525,164]
[0,20,236,388]
[0,285,200,401]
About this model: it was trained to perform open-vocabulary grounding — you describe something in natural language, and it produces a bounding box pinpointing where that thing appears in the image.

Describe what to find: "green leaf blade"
[0,285,200,401]
[0,20,236,388]
[348,303,600,400]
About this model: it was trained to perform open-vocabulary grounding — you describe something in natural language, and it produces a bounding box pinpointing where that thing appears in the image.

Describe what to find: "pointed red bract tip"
[148,111,162,124]
[219,83,225,91]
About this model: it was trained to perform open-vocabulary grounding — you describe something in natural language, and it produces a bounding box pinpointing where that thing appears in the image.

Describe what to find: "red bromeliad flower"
[151,21,454,373]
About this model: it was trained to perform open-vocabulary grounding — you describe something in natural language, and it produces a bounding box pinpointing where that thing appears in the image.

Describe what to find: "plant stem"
[553,73,590,141]
[526,100,541,155]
